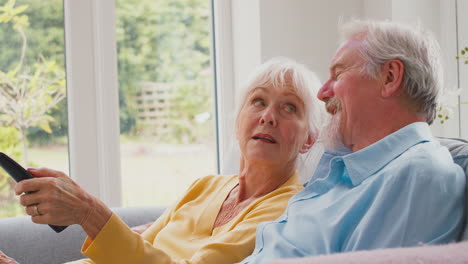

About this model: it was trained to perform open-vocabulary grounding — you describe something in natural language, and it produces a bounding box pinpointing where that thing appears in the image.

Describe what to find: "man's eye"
[284,104,297,113]
[252,98,265,107]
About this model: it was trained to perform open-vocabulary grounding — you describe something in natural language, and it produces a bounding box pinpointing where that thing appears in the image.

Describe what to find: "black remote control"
[0,152,68,233]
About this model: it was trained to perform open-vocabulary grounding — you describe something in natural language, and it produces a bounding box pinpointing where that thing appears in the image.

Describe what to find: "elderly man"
[237,19,465,264]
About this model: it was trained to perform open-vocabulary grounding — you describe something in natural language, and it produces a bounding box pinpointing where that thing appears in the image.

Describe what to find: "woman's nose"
[259,107,277,127]
[317,80,334,102]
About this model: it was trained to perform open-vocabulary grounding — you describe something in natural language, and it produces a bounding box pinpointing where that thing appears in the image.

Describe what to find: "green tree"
[0,0,66,165]
[167,73,213,144]
[116,0,212,138]
[0,127,23,218]
[0,0,214,144]
[0,0,67,144]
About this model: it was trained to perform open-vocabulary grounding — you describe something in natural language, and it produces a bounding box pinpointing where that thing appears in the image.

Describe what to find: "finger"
[14,176,56,195]
[25,204,40,217]
[19,190,45,207]
[30,213,48,225]
[27,167,66,178]
[29,203,75,226]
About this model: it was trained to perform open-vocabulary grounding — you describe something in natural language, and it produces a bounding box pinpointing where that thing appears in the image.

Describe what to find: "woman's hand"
[14,168,92,226]
[14,168,112,239]
[0,251,19,264]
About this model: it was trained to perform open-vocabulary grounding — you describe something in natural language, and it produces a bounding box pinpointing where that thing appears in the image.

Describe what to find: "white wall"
[259,0,363,82]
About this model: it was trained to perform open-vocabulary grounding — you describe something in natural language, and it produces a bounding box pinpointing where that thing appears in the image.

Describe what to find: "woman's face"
[236,81,313,167]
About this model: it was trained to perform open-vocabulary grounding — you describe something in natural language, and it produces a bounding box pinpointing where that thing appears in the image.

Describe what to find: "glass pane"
[116,0,217,206]
[0,0,68,217]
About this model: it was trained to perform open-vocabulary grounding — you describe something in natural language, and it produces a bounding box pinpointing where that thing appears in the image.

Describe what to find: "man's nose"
[317,80,334,102]
[259,107,277,127]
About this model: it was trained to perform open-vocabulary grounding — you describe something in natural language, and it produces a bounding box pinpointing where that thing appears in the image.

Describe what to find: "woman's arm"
[14,168,112,239]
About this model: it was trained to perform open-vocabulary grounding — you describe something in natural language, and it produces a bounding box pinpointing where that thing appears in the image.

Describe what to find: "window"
[0,0,231,213]
[0,0,68,217]
[115,0,217,206]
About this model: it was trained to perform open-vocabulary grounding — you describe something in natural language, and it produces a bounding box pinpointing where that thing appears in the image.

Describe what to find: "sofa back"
[437,137,468,240]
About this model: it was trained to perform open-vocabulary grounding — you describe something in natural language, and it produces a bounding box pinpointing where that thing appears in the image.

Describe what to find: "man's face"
[317,38,383,151]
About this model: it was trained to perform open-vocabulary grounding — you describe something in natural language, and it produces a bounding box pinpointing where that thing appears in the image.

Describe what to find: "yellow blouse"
[67,173,303,264]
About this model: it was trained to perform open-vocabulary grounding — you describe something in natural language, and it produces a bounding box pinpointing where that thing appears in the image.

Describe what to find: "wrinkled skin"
[0,251,19,264]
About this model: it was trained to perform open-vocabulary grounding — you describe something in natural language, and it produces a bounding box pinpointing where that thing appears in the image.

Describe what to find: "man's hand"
[0,251,19,264]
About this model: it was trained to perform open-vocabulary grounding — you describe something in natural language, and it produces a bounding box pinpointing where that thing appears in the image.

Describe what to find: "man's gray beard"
[319,112,344,151]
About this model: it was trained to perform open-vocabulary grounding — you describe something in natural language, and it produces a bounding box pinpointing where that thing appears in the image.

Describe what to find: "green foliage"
[1,0,213,144]
[0,53,66,134]
[0,0,66,167]
[0,0,64,71]
[166,74,213,144]
[0,0,66,147]
[456,47,468,65]
[116,0,212,136]
[0,126,23,217]
[439,51,468,125]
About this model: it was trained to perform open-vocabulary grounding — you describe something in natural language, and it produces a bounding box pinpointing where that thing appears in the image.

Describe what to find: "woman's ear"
[380,59,404,98]
[300,134,315,154]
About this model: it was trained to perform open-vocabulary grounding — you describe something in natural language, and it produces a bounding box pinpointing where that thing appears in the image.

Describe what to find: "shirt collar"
[340,122,433,186]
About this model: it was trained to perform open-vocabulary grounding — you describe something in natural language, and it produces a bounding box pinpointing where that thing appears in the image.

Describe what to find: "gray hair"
[235,56,325,141]
[340,19,443,124]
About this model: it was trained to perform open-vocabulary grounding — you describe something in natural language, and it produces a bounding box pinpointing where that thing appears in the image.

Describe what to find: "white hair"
[221,57,325,181]
[340,19,443,124]
[235,56,325,141]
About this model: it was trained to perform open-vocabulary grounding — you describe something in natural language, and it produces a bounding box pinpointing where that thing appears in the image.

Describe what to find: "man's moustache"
[325,99,341,115]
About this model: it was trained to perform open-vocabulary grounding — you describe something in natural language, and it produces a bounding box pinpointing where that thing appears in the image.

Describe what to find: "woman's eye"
[284,104,297,113]
[252,98,265,107]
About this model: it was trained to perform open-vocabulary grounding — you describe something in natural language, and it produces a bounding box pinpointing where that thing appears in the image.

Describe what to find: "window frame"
[64,0,122,206]
[457,0,468,139]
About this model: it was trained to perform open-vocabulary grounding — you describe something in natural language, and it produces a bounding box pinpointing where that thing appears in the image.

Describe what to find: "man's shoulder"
[401,139,453,165]
[386,139,463,180]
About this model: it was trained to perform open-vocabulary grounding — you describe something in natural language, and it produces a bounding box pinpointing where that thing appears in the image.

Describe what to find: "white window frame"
[457,0,468,139]
[211,0,236,174]
[64,0,122,207]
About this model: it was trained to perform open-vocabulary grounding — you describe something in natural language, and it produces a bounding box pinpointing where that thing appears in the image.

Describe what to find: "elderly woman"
[5,57,324,264]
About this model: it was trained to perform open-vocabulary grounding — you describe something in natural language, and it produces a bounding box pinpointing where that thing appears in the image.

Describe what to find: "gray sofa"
[0,137,467,264]
[0,206,167,264]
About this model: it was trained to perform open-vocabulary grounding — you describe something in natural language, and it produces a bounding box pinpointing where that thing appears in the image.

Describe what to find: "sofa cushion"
[0,206,166,264]
[436,137,468,240]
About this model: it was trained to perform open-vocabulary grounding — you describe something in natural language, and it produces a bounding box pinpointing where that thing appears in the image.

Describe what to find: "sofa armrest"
[267,241,468,264]
[0,206,166,264]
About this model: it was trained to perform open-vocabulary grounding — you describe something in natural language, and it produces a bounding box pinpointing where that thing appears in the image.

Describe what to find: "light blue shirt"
[239,122,465,264]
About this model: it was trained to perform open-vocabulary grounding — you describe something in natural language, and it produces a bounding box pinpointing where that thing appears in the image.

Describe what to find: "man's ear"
[381,59,404,98]
[300,134,315,154]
